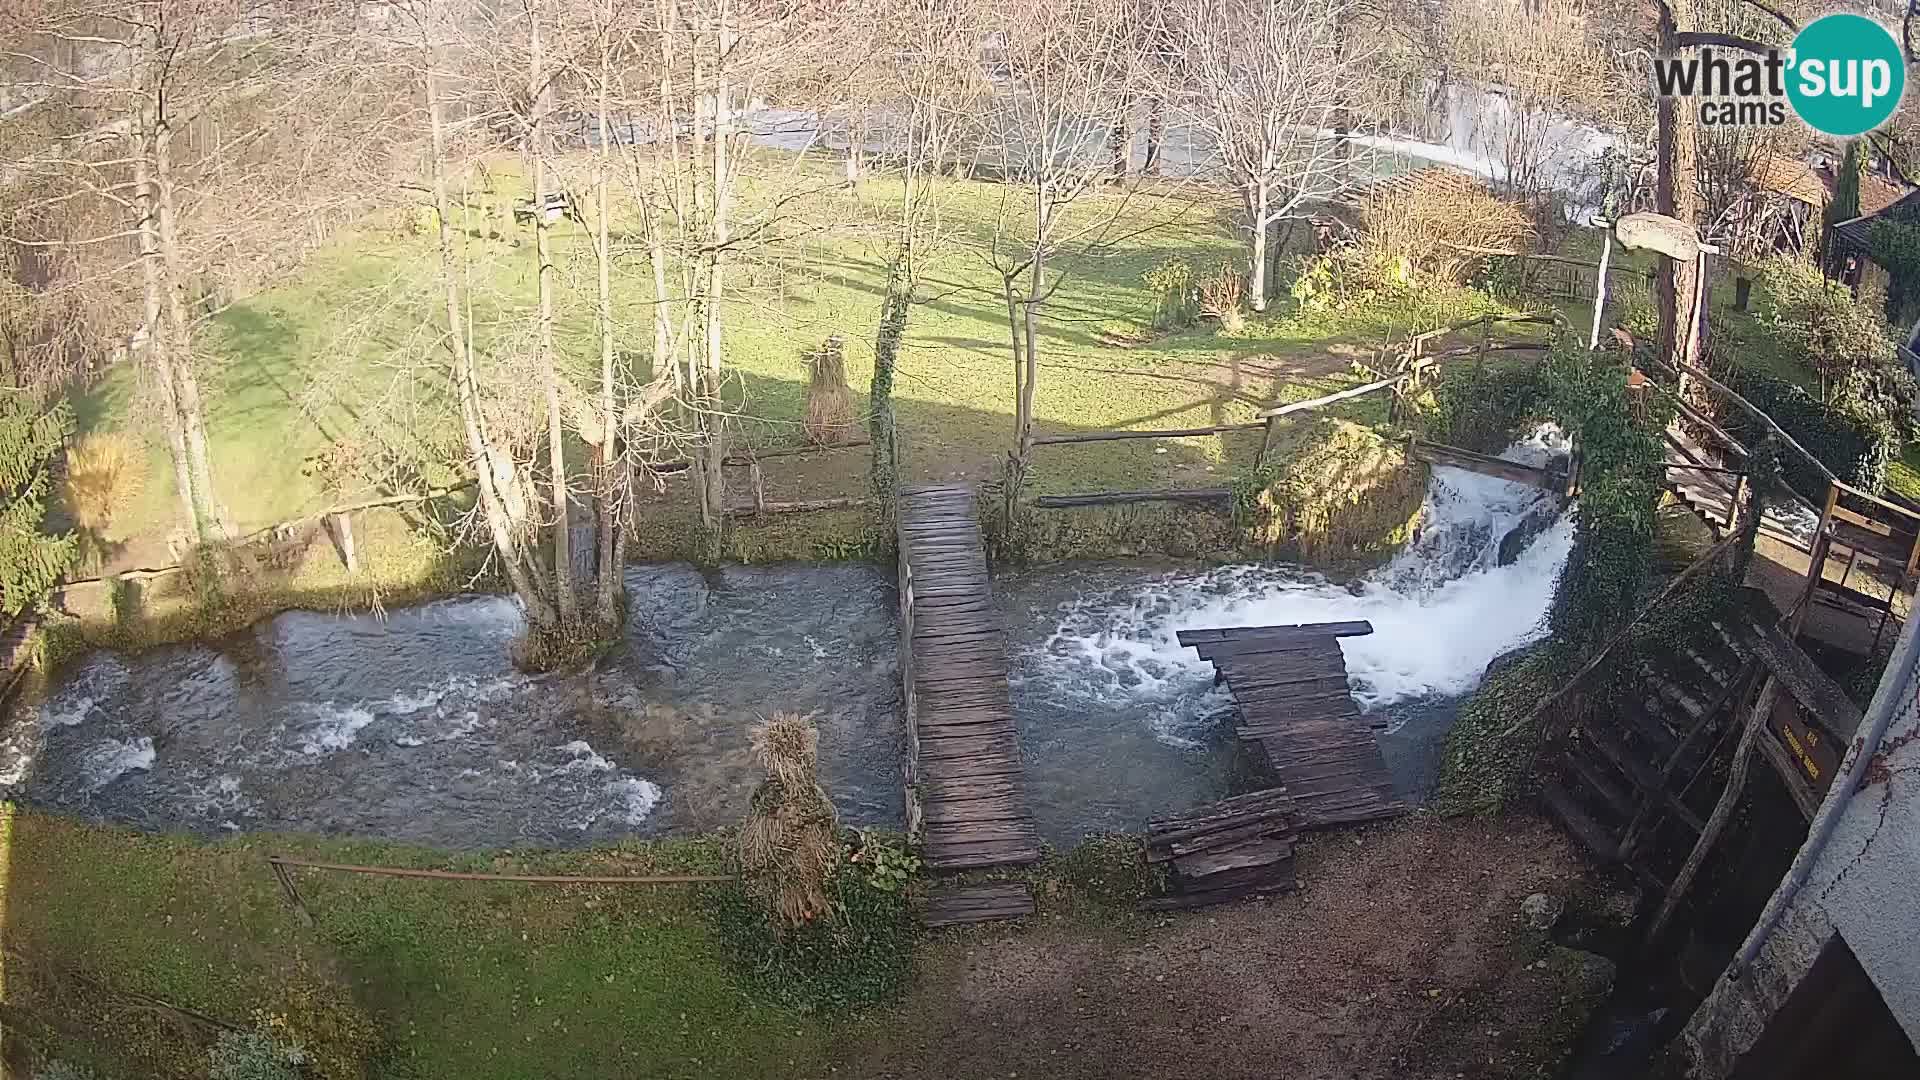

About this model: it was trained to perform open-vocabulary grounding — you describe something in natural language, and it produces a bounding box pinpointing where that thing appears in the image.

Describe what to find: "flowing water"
[1,432,1575,850]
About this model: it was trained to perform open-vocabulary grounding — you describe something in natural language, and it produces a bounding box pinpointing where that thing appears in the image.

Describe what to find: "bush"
[1727,368,1897,500]
[1195,260,1245,332]
[1142,256,1198,331]
[1755,256,1895,398]
[35,1063,98,1080]
[1421,359,1549,454]
[1364,172,1534,286]
[207,1028,308,1080]
[706,837,916,1014]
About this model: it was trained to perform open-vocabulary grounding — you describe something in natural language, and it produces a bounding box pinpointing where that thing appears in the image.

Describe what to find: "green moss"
[1235,418,1428,566]
[1432,646,1560,816]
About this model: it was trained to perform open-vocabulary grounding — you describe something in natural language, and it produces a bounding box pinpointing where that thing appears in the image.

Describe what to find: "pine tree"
[1823,141,1862,271]
[0,390,77,617]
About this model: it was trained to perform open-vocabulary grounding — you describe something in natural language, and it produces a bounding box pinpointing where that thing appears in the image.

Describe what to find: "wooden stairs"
[1541,615,1760,890]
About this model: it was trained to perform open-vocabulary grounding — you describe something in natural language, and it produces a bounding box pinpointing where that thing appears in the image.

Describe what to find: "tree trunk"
[134,122,198,539]
[698,2,735,532]
[1249,184,1270,313]
[1655,0,1703,383]
[422,28,558,631]
[530,8,577,625]
[871,265,910,505]
[152,104,221,539]
[593,21,623,629]
[1144,98,1163,176]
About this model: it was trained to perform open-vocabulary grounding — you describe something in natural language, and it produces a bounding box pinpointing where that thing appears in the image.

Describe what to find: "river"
[0,432,1573,851]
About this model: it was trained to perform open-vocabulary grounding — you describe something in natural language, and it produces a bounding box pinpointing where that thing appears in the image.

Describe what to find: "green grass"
[1888,443,1920,503]
[0,807,832,1080]
[73,157,1519,560]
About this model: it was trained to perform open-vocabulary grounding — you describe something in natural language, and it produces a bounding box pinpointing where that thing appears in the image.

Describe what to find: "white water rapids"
[1015,426,1576,751]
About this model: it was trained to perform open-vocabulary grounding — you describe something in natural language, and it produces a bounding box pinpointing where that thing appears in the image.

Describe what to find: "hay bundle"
[739,711,841,929]
[62,432,145,533]
[802,336,858,446]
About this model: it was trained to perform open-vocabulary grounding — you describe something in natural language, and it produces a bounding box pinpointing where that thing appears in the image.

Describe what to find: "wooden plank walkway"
[1665,426,1812,553]
[896,485,1042,872]
[923,881,1035,927]
[1178,622,1406,829]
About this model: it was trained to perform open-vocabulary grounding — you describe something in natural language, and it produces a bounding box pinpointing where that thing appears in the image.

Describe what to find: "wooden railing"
[1023,313,1558,511]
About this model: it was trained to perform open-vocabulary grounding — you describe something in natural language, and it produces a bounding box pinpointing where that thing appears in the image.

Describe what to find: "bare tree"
[1166,0,1374,312]
[972,0,1161,521]
[1,1,391,543]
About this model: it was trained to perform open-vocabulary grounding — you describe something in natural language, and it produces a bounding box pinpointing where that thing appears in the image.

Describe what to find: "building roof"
[1834,187,1920,252]
[1751,154,1829,206]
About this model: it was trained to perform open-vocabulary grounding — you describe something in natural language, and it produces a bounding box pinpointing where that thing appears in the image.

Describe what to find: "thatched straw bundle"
[739,711,842,929]
[802,336,858,446]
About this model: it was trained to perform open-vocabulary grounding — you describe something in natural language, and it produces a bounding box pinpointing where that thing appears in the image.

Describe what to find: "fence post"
[750,460,766,514]
[1258,415,1281,470]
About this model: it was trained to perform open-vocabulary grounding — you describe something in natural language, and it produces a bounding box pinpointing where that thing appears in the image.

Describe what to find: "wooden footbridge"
[895,486,1411,918]
[895,485,1043,885]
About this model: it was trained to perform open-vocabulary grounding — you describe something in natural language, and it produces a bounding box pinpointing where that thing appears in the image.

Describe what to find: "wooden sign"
[1771,693,1841,796]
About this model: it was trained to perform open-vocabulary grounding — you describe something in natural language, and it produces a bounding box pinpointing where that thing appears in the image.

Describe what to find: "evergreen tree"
[1822,141,1862,272]
[0,390,77,617]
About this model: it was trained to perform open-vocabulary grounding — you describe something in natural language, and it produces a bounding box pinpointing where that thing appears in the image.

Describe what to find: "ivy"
[1867,217,1920,328]
[1540,341,1669,653]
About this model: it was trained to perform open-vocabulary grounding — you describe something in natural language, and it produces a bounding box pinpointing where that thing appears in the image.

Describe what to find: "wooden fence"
[1023,313,1559,511]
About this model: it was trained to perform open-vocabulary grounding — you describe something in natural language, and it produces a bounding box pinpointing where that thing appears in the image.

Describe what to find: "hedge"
[1725,369,1896,502]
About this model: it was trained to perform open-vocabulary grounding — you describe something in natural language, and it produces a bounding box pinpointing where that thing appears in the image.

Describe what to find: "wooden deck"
[1178,622,1406,829]
[895,485,1042,873]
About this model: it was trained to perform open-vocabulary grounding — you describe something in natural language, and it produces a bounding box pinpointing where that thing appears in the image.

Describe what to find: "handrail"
[1654,358,1837,486]
[1830,478,1920,526]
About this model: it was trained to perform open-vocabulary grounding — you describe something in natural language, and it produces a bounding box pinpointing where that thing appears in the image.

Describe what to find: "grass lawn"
[73,158,1516,568]
[0,806,830,1080]
[0,805,1612,1080]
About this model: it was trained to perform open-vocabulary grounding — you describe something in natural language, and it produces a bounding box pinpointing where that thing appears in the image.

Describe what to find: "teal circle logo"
[1787,14,1905,137]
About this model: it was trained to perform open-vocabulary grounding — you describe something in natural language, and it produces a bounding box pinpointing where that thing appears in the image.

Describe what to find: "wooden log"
[726,496,867,516]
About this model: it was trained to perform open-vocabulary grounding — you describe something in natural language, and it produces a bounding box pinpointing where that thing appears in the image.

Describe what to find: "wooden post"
[1258,414,1281,470]
[326,512,359,575]
[1476,315,1490,376]
[1589,230,1613,350]
[1645,674,1778,947]
[749,460,766,514]
[1789,483,1841,636]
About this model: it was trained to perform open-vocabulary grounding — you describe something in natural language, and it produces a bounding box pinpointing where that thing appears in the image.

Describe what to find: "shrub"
[1755,256,1895,399]
[802,336,858,446]
[1363,171,1534,286]
[1142,256,1198,331]
[1727,368,1897,500]
[1421,359,1549,454]
[739,711,840,928]
[207,1028,308,1080]
[707,835,916,1013]
[35,1063,98,1080]
[1195,260,1245,332]
[61,432,144,534]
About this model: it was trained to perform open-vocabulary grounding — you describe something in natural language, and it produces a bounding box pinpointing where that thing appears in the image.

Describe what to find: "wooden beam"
[1408,438,1566,491]
[1029,487,1233,508]
[1030,423,1264,446]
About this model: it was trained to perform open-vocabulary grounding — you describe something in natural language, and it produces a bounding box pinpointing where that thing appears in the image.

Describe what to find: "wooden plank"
[1030,488,1233,508]
[1747,618,1863,742]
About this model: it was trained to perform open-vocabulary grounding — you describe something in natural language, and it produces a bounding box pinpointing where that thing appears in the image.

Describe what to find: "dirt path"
[839,814,1609,1080]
